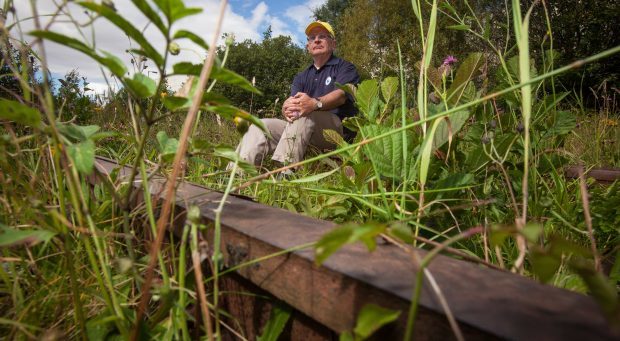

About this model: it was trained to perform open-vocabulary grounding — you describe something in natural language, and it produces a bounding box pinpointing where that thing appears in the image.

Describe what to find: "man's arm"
[289,89,346,117]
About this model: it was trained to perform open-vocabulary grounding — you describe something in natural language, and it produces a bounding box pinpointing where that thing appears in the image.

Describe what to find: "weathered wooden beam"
[92,156,617,340]
[565,165,620,184]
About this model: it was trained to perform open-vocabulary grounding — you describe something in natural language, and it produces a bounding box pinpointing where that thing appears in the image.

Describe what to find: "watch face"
[316,99,322,109]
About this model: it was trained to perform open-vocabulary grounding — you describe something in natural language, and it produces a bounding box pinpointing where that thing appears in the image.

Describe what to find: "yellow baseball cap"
[305,20,335,38]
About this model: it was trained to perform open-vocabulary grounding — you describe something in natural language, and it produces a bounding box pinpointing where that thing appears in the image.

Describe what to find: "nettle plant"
[310,0,620,333]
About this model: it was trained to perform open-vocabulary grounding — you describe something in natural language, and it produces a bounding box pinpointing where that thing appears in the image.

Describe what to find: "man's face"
[306,26,335,58]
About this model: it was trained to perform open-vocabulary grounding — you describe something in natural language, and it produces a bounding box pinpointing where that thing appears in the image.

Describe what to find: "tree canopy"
[212,31,309,117]
[313,0,619,94]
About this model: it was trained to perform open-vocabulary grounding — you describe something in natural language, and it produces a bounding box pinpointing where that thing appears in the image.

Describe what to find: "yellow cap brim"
[305,21,335,38]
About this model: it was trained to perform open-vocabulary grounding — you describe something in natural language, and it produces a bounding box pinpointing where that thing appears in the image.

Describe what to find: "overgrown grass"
[1,0,619,340]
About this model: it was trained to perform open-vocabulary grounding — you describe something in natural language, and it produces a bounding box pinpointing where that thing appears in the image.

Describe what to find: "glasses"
[307,34,332,42]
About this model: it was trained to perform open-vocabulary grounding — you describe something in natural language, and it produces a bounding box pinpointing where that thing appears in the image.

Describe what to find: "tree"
[313,0,352,43]
[337,0,425,79]
[0,40,38,100]
[54,70,96,123]
[212,33,308,117]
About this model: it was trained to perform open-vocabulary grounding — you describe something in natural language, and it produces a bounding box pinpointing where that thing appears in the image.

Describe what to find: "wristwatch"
[314,98,323,110]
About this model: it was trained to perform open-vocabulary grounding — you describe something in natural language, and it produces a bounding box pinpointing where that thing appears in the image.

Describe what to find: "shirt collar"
[307,54,338,71]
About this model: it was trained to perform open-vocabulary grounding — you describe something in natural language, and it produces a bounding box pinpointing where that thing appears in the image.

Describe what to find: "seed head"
[169,42,180,55]
[516,122,524,133]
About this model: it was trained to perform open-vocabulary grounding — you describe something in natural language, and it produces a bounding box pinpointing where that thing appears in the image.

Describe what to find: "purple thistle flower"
[442,55,458,66]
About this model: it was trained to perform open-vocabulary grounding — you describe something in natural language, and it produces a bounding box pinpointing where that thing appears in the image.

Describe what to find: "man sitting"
[236,20,360,169]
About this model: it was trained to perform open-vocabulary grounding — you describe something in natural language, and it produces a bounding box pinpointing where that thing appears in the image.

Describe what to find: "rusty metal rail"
[92,156,616,340]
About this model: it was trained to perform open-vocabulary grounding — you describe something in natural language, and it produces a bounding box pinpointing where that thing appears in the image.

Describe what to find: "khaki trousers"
[237,111,343,166]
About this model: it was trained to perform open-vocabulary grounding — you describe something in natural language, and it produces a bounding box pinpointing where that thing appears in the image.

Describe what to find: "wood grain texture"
[92,156,618,340]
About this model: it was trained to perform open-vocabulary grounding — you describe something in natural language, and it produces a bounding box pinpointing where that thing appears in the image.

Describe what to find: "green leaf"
[131,0,167,35]
[152,0,202,25]
[86,314,117,341]
[425,65,442,90]
[0,224,56,247]
[360,125,404,179]
[206,105,268,136]
[418,117,442,186]
[173,62,201,75]
[211,66,261,94]
[173,62,260,94]
[388,224,413,244]
[489,224,511,248]
[124,73,157,98]
[447,24,470,31]
[57,123,101,142]
[156,131,179,162]
[90,131,118,141]
[0,98,42,128]
[162,96,189,111]
[288,168,339,184]
[547,234,591,258]
[339,331,354,341]
[546,110,576,136]
[380,77,398,104]
[78,2,164,67]
[171,7,202,22]
[431,108,470,150]
[315,222,385,265]
[440,1,457,15]
[100,51,128,78]
[353,304,401,339]
[68,139,96,175]
[356,80,380,121]
[447,53,484,105]
[465,133,517,171]
[211,146,257,175]
[30,30,127,77]
[569,257,619,316]
[533,92,570,123]
[483,20,491,40]
[530,249,561,283]
[422,0,438,69]
[257,303,292,341]
[173,30,209,51]
[164,77,231,111]
[522,222,543,243]
[428,172,475,202]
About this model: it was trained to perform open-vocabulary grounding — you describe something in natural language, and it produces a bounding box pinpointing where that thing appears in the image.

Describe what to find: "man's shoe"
[276,169,294,180]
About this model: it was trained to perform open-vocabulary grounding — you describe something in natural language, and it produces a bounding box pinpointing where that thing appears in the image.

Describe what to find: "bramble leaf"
[356,80,380,121]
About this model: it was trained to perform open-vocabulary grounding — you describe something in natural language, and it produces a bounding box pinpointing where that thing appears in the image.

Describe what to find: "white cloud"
[9,1,317,93]
[285,0,326,27]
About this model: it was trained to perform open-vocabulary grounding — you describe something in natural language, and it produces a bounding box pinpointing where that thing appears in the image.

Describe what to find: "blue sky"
[12,0,326,93]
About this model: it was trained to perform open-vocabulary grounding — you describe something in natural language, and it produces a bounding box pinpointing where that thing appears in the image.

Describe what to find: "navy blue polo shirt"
[291,54,360,121]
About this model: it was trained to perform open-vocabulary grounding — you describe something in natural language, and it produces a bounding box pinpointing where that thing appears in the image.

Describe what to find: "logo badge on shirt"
[325,76,332,86]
